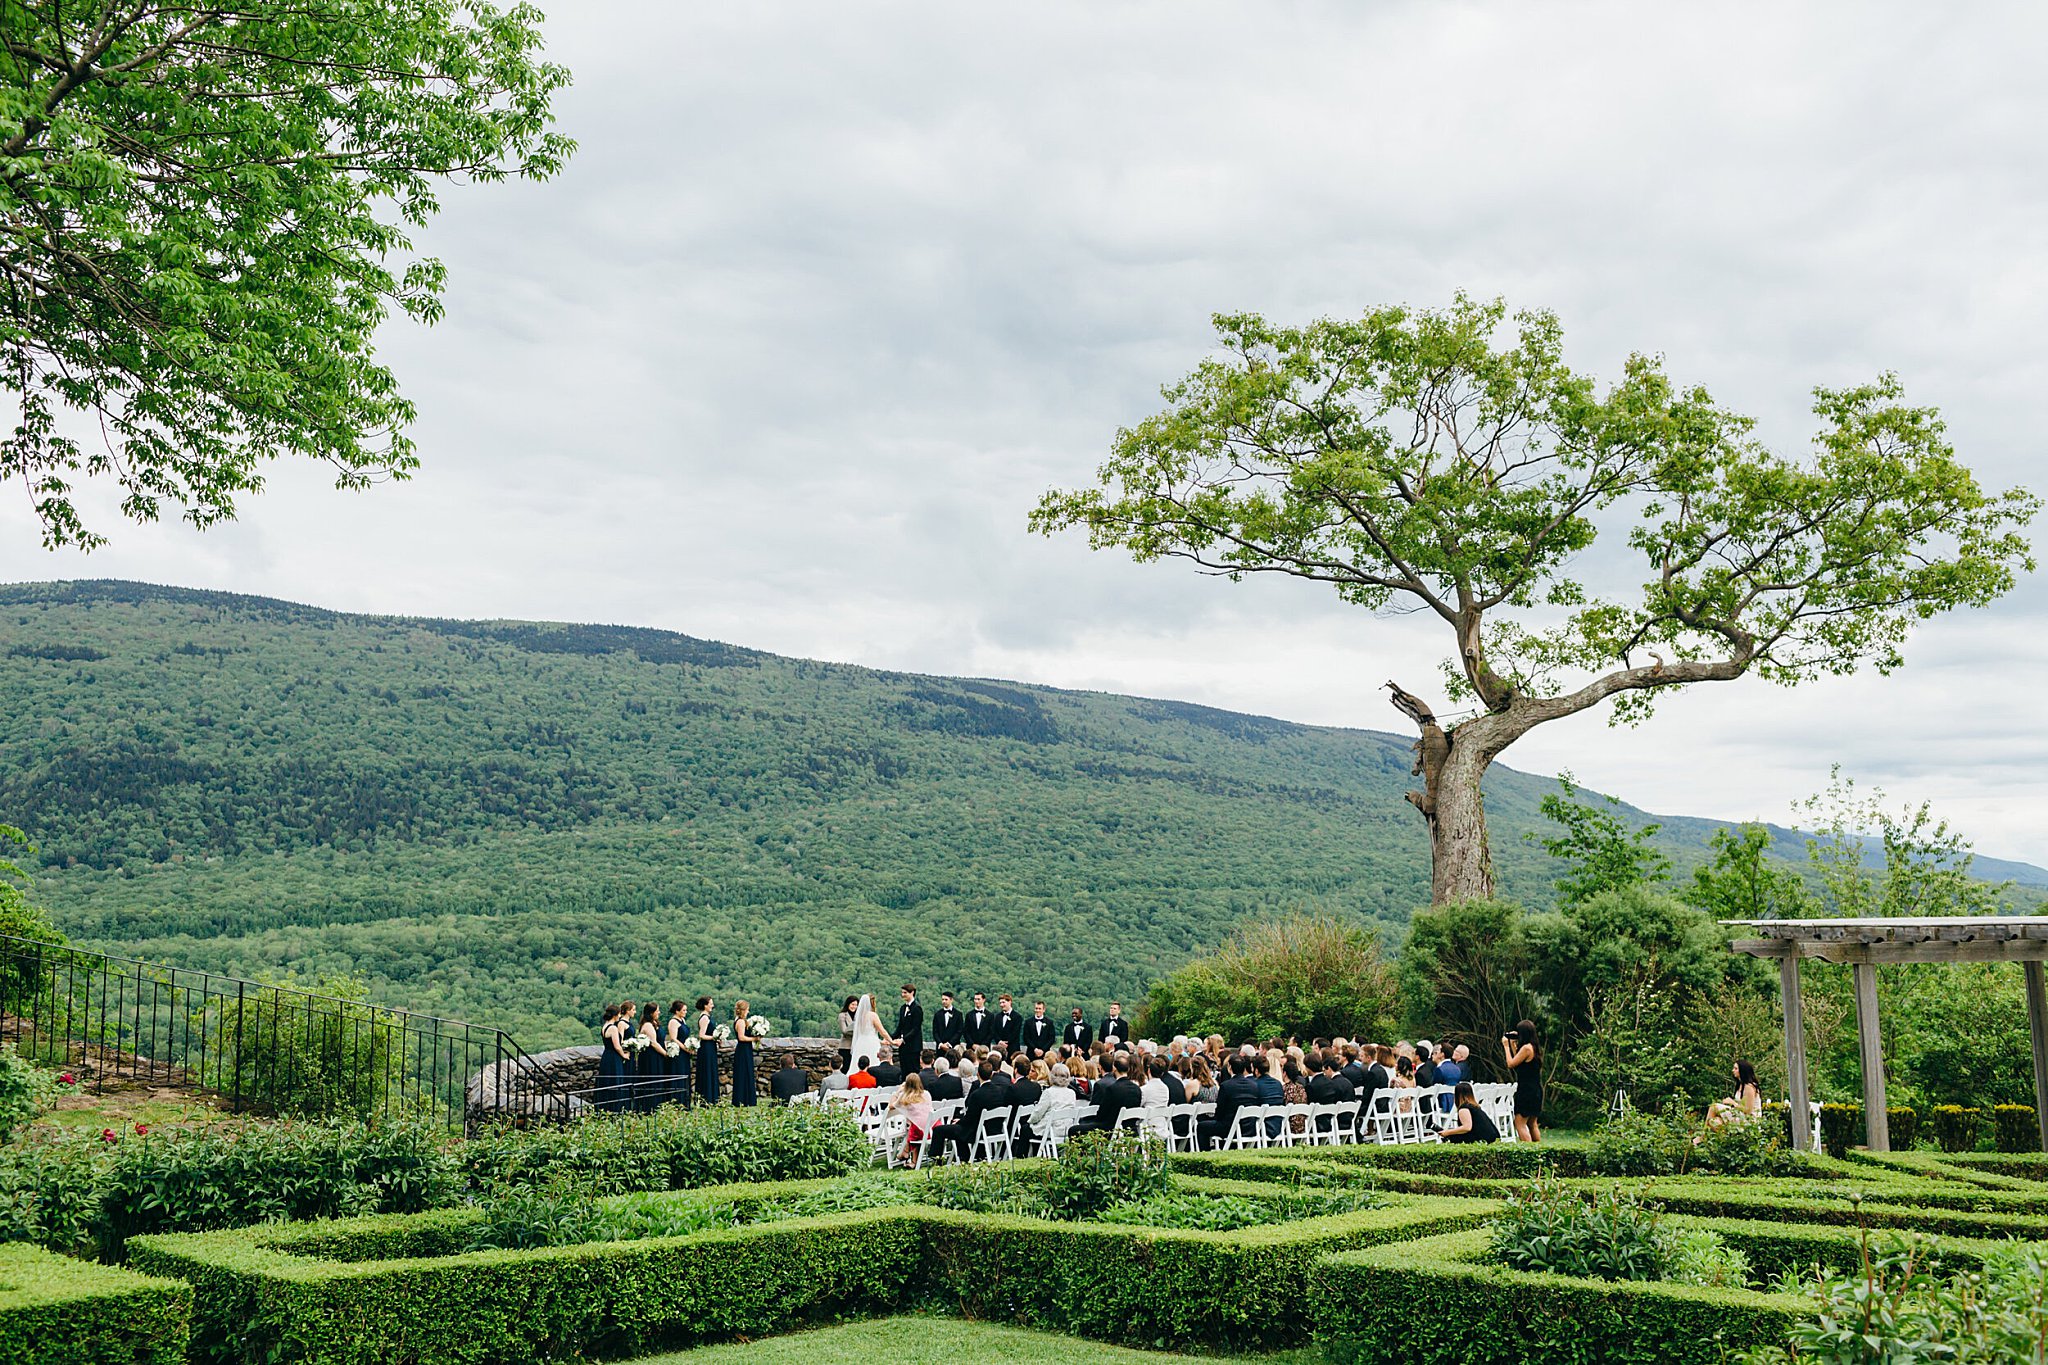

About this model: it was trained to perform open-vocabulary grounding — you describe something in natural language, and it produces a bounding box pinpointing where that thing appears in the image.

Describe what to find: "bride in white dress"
[849,992,892,1068]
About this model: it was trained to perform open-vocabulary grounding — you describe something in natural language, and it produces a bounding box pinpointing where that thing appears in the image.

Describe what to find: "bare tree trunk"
[1388,685,1518,905]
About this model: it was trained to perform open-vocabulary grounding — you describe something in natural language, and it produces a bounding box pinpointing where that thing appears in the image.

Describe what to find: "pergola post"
[2026,960,2048,1155]
[1851,960,1889,1152]
[1779,954,1811,1152]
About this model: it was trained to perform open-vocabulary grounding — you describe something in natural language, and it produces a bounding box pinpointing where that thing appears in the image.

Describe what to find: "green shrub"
[1887,1106,1918,1150]
[1817,1103,1862,1158]
[1992,1105,2040,1154]
[1586,1107,1689,1176]
[1691,1118,1800,1177]
[0,1241,190,1365]
[1926,1105,1982,1154]
[1489,1179,1669,1282]
[459,1101,869,1195]
[1040,1130,1169,1217]
[0,1043,57,1143]
[1660,1226,1751,1288]
[462,1177,605,1251]
[210,975,403,1120]
[1091,1184,1379,1232]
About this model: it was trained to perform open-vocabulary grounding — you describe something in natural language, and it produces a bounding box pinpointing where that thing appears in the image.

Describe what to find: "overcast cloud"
[6,2,2046,862]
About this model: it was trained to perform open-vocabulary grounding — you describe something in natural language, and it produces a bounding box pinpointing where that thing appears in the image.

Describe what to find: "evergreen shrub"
[1992,1105,2040,1153]
[1888,1105,1918,1150]
[1926,1105,1982,1154]
[1816,1103,1862,1158]
[0,1242,190,1365]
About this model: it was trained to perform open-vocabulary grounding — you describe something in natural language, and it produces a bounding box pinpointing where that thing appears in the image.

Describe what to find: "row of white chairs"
[802,1080,1520,1164]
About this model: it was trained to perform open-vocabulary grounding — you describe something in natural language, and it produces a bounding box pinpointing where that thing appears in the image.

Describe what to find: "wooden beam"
[1780,954,1811,1152]
[2027,960,2048,1156]
[1739,939,2048,966]
[1852,961,1888,1152]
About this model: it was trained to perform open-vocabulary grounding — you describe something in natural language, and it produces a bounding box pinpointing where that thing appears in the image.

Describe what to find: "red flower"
[99,1128,117,1143]
[133,1123,150,1136]
[58,1073,75,1086]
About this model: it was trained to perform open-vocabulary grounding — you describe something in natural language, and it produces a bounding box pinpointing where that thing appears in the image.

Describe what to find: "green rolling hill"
[1,580,2034,1048]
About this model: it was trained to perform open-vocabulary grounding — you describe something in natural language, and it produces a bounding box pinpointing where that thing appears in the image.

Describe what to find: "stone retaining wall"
[466,1035,849,1124]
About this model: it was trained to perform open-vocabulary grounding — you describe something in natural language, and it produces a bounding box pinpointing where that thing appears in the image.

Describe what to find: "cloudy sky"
[6,3,2047,863]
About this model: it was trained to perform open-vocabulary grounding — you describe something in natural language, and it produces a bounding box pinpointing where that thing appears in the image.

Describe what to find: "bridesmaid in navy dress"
[730,1000,758,1106]
[595,1004,625,1112]
[633,1003,663,1112]
[693,995,721,1105]
[665,1000,692,1108]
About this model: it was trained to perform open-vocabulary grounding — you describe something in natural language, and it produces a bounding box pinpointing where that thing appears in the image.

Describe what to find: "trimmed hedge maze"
[30,1147,2048,1365]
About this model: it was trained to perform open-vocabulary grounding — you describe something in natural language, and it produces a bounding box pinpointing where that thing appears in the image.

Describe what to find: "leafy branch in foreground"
[1,0,575,548]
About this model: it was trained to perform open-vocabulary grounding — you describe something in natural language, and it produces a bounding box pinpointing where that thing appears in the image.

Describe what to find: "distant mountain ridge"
[1,579,2038,1046]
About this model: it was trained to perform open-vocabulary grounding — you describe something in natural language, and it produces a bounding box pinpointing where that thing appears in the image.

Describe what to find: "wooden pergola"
[1728,917,2048,1153]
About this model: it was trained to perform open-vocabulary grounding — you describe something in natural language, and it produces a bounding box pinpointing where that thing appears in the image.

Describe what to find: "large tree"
[1033,297,2038,903]
[2,1,573,548]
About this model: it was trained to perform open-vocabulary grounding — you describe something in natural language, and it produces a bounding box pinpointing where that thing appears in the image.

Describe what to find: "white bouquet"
[682,1036,701,1054]
[713,1023,733,1043]
[623,1034,649,1055]
[748,1017,771,1040]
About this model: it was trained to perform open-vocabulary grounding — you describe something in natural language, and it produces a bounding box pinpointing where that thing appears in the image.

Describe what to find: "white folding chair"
[1362,1091,1401,1144]
[1036,1107,1080,1160]
[1222,1103,1270,1150]
[969,1108,1012,1162]
[1165,1102,1204,1153]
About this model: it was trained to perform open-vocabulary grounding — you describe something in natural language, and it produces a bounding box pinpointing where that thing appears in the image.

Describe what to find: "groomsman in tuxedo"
[1062,1008,1093,1050]
[1022,1001,1057,1058]
[1100,1001,1131,1049]
[964,993,994,1048]
[993,995,1023,1051]
[890,985,924,1071]
[931,992,964,1048]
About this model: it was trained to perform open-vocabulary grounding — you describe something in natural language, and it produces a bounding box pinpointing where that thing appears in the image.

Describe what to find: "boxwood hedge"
[128,1185,1500,1363]
[0,1242,191,1365]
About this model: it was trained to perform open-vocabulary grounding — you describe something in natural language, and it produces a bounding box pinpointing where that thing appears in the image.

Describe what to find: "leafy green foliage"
[1138,912,1399,1043]
[1397,898,1533,1063]
[1527,774,1672,903]
[1586,1105,1800,1178]
[1684,822,1812,921]
[1742,1237,2048,1365]
[1991,1106,2040,1155]
[0,1,573,550]
[1928,1106,1984,1154]
[0,1045,56,1143]
[1041,1130,1172,1218]
[1489,1178,1748,1287]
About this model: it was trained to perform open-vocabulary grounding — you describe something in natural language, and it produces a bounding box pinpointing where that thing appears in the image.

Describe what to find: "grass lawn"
[628,1317,1318,1363]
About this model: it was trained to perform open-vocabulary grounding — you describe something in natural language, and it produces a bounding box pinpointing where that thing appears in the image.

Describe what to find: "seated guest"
[1197,1055,1263,1150]
[1158,1059,1187,1105]
[1015,1064,1080,1155]
[1432,1044,1466,1113]
[1706,1060,1764,1130]
[1186,1056,1219,1103]
[870,1054,904,1086]
[848,1056,877,1089]
[930,1059,1012,1163]
[1257,1051,1287,1138]
[769,1059,811,1102]
[1136,1054,1173,1137]
[927,1056,965,1101]
[888,1073,934,1167]
[820,1061,850,1092]
[1009,1060,1045,1110]
[1070,1053,1143,1136]
[917,1049,938,1087]
[1282,1056,1310,1137]
[1440,1081,1500,1144]
[1415,1040,1438,1089]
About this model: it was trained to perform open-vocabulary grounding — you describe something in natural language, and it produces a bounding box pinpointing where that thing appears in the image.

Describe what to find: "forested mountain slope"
[2,580,2033,1047]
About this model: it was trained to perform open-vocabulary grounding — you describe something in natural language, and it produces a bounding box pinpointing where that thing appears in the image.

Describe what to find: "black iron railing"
[0,934,573,1130]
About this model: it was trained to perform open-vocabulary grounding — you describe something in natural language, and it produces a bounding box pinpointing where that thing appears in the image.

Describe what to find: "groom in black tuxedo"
[931,992,963,1048]
[964,992,993,1048]
[1022,1001,1056,1058]
[890,985,924,1069]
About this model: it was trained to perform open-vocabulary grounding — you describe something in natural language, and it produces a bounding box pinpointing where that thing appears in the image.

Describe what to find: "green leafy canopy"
[1032,295,2039,726]
[2,1,574,548]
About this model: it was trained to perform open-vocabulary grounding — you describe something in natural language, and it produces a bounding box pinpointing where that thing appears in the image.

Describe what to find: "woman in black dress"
[632,1003,663,1112]
[595,1004,626,1112]
[1504,1018,1543,1143]
[665,1000,692,1108]
[693,995,721,1105]
[1441,1081,1500,1144]
[730,999,758,1106]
